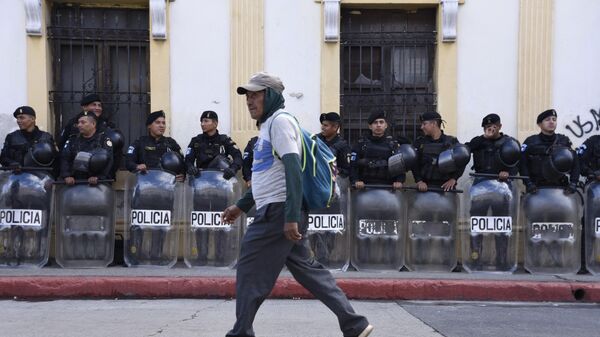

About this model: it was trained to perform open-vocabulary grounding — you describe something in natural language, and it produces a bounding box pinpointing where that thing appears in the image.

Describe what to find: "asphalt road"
[2,299,599,337]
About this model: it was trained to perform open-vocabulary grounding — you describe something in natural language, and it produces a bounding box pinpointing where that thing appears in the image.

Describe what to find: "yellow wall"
[319,0,461,136]
[26,1,51,132]
[149,1,172,135]
[230,0,265,149]
[516,0,554,142]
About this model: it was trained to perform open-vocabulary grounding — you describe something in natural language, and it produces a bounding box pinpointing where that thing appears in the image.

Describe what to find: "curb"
[1,277,599,302]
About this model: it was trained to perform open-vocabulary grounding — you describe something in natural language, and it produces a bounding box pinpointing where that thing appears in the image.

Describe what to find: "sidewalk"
[1,261,599,302]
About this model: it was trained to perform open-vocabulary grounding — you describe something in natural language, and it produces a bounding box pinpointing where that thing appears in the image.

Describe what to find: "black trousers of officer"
[227,202,368,337]
[470,181,510,266]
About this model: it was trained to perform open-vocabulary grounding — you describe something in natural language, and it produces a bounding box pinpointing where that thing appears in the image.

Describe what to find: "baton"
[353,183,463,193]
[469,173,529,180]
[53,179,114,185]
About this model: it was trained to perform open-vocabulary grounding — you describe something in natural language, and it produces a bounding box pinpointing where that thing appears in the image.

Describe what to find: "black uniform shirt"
[126,135,183,172]
[350,134,404,184]
[467,134,519,175]
[60,131,114,179]
[185,131,243,172]
[0,127,57,168]
[520,132,580,187]
[317,133,351,178]
[413,132,462,186]
[578,134,600,180]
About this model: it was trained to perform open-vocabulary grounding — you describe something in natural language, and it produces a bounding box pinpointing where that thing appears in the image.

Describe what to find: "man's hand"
[284,222,302,242]
[416,180,428,192]
[498,171,509,181]
[246,180,252,188]
[65,177,75,185]
[355,181,365,189]
[11,165,22,174]
[392,181,403,190]
[175,174,185,182]
[136,164,147,173]
[88,176,98,185]
[223,167,236,180]
[441,178,457,191]
[222,205,243,224]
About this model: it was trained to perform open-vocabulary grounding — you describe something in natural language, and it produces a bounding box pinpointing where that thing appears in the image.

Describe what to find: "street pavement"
[2,299,599,337]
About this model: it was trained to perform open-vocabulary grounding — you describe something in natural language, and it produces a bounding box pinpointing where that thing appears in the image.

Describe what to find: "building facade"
[2,0,600,152]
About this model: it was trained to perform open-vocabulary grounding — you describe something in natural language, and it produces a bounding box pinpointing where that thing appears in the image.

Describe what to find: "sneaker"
[358,324,374,337]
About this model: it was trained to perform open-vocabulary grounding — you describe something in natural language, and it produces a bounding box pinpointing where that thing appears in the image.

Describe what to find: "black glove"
[565,183,577,194]
[526,183,537,194]
[223,167,236,180]
[187,166,199,177]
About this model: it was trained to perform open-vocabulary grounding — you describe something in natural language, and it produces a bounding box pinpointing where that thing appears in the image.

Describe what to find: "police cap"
[320,112,341,124]
[78,110,98,122]
[201,110,218,122]
[420,112,442,122]
[536,109,557,124]
[146,110,166,126]
[13,106,36,118]
[80,94,101,106]
[481,113,501,127]
[367,111,385,124]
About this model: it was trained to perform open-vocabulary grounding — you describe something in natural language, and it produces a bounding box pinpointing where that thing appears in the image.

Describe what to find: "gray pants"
[226,202,368,337]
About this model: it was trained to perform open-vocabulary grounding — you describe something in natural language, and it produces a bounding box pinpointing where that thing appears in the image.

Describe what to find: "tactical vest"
[356,136,399,184]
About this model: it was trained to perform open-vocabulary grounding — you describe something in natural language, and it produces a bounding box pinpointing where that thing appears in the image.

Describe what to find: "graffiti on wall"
[564,108,600,139]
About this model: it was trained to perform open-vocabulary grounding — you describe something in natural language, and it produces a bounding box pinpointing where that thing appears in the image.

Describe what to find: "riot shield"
[462,178,519,273]
[405,190,458,272]
[350,187,405,271]
[123,170,183,267]
[523,187,582,274]
[184,170,242,268]
[307,177,350,270]
[0,171,54,267]
[55,182,116,268]
[584,182,600,275]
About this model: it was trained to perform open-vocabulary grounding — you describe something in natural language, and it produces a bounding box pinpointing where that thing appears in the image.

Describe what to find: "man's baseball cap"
[237,72,285,95]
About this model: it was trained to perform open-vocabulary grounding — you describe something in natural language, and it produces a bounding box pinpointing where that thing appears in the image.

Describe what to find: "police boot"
[94,232,107,261]
[195,229,208,265]
[495,234,509,270]
[128,226,144,265]
[150,229,165,262]
[469,235,483,271]
[0,231,10,265]
[8,226,24,266]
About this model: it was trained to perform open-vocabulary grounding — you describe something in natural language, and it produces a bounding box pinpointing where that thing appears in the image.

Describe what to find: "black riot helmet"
[542,146,573,181]
[388,144,417,176]
[160,151,184,175]
[438,144,471,174]
[497,137,521,168]
[25,142,55,167]
[104,128,124,150]
[88,148,110,175]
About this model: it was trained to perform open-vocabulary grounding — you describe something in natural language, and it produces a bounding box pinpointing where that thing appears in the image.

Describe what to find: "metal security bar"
[48,4,150,149]
[340,9,437,144]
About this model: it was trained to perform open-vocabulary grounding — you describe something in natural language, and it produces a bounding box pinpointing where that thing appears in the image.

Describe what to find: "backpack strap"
[268,112,307,171]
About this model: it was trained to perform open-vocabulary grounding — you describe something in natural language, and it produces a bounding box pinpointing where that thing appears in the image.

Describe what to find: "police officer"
[520,109,580,194]
[185,110,243,180]
[318,112,351,178]
[242,136,258,187]
[60,111,114,185]
[578,133,600,183]
[58,94,116,148]
[413,112,463,192]
[350,111,404,189]
[126,110,185,181]
[466,113,520,269]
[125,110,184,263]
[1,106,58,173]
[0,106,57,265]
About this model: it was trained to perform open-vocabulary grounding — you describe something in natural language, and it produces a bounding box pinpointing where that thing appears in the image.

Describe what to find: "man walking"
[222,72,373,337]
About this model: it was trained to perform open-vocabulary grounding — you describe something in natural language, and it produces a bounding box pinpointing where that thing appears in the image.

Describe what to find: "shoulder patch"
[106,139,113,147]
[185,147,191,156]
[520,143,527,152]
[127,146,135,154]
